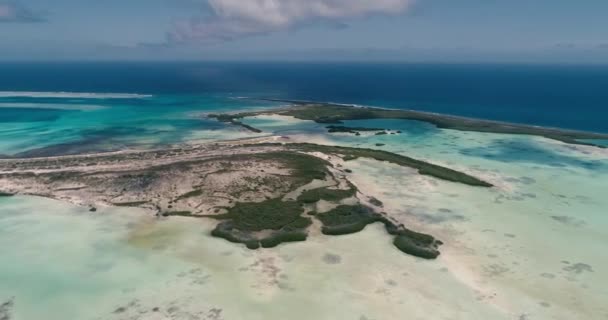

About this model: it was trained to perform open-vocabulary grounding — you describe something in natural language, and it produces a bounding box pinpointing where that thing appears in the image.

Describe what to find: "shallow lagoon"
[1,99,608,319]
[0,94,276,156]
[246,115,608,318]
[1,196,506,320]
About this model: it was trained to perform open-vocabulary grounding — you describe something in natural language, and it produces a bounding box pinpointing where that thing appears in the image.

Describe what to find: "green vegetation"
[211,222,261,249]
[220,198,305,231]
[326,125,386,134]
[161,211,194,217]
[368,197,383,207]
[316,205,379,235]
[259,231,308,248]
[381,219,442,259]
[0,192,14,197]
[208,198,312,249]
[283,143,493,187]
[297,186,357,204]
[314,204,442,258]
[104,151,449,258]
[240,142,491,187]
[246,151,328,186]
[112,201,149,207]
[4,135,448,259]
[175,189,203,201]
[393,235,440,259]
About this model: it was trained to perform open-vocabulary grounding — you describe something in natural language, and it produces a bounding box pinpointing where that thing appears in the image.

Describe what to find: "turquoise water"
[0,93,276,156]
[2,62,608,132]
[1,113,607,318]
[1,64,608,319]
[245,115,608,318]
[3,62,608,156]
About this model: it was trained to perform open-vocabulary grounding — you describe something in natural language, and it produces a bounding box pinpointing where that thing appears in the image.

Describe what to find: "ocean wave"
[0,91,152,99]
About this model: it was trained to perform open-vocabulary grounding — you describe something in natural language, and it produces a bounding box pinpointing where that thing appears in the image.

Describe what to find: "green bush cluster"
[379,218,441,259]
[112,201,149,207]
[224,198,304,231]
[209,198,312,249]
[285,143,493,187]
[297,186,356,204]
[260,231,308,248]
[211,221,260,249]
[175,189,203,201]
[326,125,386,134]
[316,205,378,236]
[161,211,194,217]
[393,235,440,259]
[247,152,328,186]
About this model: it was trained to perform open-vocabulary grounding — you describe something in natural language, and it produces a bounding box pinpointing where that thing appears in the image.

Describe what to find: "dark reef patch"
[411,211,467,224]
[551,215,586,227]
[13,126,152,158]
[0,298,14,320]
[0,107,70,123]
[322,253,342,265]
[460,138,606,169]
[563,263,593,274]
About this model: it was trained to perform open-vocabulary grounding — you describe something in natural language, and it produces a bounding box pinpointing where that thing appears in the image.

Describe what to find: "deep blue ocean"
[1,62,607,156]
[1,62,607,132]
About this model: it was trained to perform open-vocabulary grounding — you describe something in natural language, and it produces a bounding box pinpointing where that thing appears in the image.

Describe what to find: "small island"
[0,140,486,259]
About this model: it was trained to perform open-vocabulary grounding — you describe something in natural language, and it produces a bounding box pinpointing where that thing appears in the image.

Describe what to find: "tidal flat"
[1,100,608,319]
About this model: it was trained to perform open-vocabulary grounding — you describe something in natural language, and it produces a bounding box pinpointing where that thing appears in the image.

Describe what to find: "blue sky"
[1,0,607,62]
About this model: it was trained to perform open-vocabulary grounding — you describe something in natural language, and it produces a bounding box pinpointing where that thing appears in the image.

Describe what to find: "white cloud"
[168,0,414,43]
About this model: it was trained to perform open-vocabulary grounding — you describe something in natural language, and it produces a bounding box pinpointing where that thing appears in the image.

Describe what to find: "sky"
[1,0,607,63]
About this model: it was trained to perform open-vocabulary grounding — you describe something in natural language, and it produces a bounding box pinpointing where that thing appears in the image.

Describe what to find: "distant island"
[211,100,608,148]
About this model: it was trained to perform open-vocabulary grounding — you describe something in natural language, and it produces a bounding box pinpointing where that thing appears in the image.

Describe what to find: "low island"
[0,139,489,259]
[210,100,608,148]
